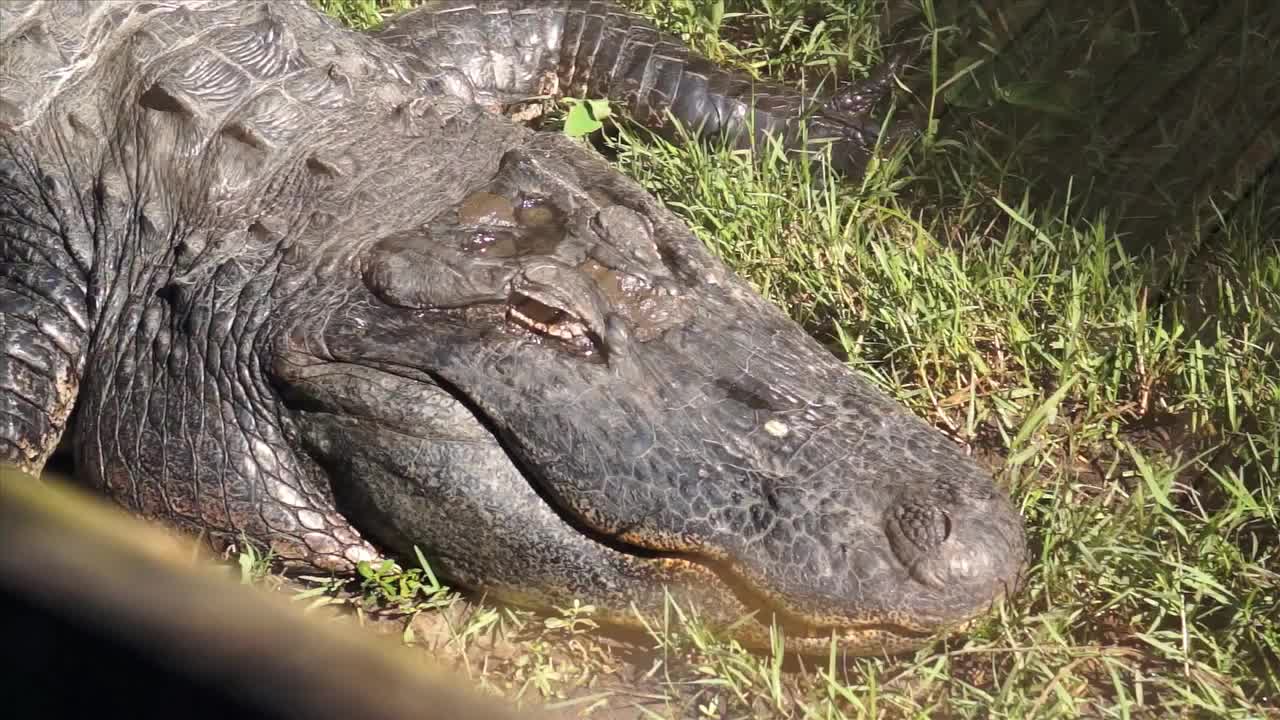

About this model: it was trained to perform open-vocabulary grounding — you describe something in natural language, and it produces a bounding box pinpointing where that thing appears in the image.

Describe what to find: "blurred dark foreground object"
[0,467,526,720]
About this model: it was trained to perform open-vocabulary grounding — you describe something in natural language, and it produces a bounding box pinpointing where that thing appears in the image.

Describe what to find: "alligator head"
[268,126,1025,655]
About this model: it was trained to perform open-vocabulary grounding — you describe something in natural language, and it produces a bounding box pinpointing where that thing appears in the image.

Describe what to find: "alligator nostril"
[886,501,956,588]
[885,494,1022,595]
[895,502,951,549]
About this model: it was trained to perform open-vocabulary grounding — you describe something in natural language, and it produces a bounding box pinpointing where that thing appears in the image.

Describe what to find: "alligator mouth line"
[524,521,946,647]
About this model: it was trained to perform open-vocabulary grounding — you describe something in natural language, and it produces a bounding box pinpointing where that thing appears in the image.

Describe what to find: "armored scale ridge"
[0,0,1026,654]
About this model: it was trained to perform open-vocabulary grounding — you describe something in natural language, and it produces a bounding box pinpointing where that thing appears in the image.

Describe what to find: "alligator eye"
[506,292,597,354]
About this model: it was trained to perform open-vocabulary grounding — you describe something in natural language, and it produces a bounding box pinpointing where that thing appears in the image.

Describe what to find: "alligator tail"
[376,1,915,178]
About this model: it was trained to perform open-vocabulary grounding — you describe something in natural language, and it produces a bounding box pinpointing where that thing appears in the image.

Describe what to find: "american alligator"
[0,0,1026,655]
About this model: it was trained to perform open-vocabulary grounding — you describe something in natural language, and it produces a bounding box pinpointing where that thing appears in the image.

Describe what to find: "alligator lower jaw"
[579,555,960,656]
[477,478,958,655]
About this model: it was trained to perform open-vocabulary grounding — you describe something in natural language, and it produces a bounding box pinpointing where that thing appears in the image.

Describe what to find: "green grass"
[286,1,1280,716]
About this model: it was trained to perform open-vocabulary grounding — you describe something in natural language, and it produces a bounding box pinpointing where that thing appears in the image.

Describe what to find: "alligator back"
[0,0,521,321]
[2,1,382,130]
[0,1,448,199]
[1,1,435,475]
[0,0,524,539]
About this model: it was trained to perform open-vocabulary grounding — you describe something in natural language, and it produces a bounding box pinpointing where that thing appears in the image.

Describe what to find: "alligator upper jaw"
[446,484,962,655]
[345,380,1021,655]
[364,427,986,655]
[282,360,1013,656]
[511,463,1019,655]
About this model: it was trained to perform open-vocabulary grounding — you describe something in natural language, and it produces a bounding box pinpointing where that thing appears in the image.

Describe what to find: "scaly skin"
[376,0,917,177]
[0,0,1025,655]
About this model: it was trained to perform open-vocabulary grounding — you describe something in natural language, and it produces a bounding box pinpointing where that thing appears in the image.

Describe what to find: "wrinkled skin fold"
[0,0,1026,655]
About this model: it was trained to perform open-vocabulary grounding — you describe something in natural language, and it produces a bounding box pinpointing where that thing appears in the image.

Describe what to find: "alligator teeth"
[507,305,548,332]
[507,304,589,345]
[547,321,588,340]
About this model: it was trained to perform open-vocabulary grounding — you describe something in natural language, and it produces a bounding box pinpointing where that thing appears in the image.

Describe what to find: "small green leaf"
[997,80,1076,115]
[702,0,725,32]
[586,98,611,121]
[562,98,611,137]
[414,546,443,594]
[237,549,254,584]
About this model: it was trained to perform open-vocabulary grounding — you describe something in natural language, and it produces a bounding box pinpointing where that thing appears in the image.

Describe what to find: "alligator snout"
[885,488,1025,597]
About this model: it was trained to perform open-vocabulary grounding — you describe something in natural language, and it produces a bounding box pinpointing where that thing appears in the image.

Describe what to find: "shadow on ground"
[891,0,1277,265]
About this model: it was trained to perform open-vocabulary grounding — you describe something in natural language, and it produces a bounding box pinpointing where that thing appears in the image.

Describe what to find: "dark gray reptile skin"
[0,0,1022,656]
[376,1,915,177]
